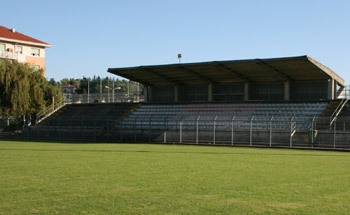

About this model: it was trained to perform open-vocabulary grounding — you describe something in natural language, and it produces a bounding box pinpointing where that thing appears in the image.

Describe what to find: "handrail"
[36,98,68,124]
[330,98,348,126]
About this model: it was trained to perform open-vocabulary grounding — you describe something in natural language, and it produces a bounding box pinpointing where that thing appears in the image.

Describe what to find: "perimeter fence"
[14,115,350,150]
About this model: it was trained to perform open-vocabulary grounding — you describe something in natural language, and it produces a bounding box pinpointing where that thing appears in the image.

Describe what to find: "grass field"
[0,141,350,214]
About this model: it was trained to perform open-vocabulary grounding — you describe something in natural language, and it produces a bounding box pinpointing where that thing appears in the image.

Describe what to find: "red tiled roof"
[0,25,50,47]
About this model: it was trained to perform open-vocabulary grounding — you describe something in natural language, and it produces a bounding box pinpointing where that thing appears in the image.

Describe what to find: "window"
[15,46,23,54]
[30,48,40,56]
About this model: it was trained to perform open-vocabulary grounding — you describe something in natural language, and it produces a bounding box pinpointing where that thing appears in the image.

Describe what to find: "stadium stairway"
[315,99,348,131]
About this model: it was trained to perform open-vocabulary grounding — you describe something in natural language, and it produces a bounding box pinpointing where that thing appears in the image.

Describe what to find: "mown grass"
[0,141,349,214]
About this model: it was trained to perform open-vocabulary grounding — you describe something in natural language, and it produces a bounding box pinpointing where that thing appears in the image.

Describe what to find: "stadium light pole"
[178,53,182,64]
[127,81,130,98]
[105,85,121,103]
[100,77,102,102]
[88,78,90,103]
[105,86,110,102]
[83,76,90,103]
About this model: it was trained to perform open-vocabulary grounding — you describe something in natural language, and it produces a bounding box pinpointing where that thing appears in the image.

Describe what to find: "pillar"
[208,83,213,102]
[174,85,179,103]
[147,86,153,102]
[244,82,249,101]
[284,80,290,101]
[328,79,335,100]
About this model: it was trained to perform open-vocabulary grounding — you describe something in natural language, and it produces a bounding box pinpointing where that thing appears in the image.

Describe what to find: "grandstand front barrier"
[14,116,350,149]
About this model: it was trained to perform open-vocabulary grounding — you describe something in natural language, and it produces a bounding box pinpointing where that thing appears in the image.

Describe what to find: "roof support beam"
[255,59,292,81]
[214,63,251,82]
[336,83,344,98]
[140,67,184,85]
[307,56,345,87]
[177,66,216,84]
[108,71,153,86]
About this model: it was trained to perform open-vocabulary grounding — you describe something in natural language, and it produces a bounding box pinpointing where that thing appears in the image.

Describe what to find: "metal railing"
[338,85,350,99]
[63,93,144,104]
[13,115,350,149]
[36,98,67,124]
[0,51,18,59]
[330,98,349,126]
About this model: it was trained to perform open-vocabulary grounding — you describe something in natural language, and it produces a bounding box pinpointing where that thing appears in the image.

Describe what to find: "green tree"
[0,59,62,119]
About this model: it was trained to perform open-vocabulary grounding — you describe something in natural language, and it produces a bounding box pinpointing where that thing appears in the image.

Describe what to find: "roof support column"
[143,85,148,102]
[208,83,213,102]
[174,85,179,103]
[328,79,335,100]
[147,86,153,102]
[244,82,250,101]
[284,80,290,101]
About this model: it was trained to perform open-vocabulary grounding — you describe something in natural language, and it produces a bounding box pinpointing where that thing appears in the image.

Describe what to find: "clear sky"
[2,0,350,84]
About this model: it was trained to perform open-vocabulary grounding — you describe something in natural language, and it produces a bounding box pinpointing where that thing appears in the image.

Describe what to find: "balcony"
[0,51,18,59]
[0,51,25,62]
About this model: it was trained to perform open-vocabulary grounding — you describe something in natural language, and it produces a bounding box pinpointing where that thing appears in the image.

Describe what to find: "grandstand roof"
[108,55,344,87]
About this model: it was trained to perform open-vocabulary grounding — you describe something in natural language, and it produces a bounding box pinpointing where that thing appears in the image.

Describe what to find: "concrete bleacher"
[21,103,137,141]
[120,101,327,130]
[116,101,329,145]
[128,102,326,117]
[16,100,334,146]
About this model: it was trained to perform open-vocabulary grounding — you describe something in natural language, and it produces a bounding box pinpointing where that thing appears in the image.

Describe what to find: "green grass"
[0,141,350,214]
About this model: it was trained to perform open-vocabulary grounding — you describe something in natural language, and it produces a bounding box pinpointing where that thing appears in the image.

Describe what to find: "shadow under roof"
[108,55,344,87]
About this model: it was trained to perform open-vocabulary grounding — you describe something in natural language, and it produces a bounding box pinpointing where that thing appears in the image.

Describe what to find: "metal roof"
[108,55,344,87]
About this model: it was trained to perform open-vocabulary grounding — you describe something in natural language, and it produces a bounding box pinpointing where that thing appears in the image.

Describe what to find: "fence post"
[81,118,84,142]
[250,116,254,146]
[106,119,109,142]
[269,116,273,147]
[290,117,295,147]
[120,120,123,142]
[94,119,97,141]
[163,119,167,143]
[231,116,235,146]
[134,119,137,142]
[58,117,61,141]
[148,119,151,143]
[213,116,217,145]
[196,116,200,144]
[179,121,182,143]
[333,117,337,149]
[311,116,315,148]
[69,118,72,140]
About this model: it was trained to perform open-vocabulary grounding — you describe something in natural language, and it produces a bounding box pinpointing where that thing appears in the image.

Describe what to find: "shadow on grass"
[0,145,349,157]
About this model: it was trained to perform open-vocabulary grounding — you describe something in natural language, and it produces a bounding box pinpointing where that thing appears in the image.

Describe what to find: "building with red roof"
[0,25,51,75]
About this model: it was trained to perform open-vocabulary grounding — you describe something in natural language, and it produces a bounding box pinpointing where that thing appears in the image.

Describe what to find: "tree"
[0,59,62,119]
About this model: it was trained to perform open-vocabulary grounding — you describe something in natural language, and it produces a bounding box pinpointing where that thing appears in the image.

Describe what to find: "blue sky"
[2,0,350,84]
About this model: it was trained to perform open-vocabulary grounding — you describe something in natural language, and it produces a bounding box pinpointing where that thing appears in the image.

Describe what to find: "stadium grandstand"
[7,55,350,149]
